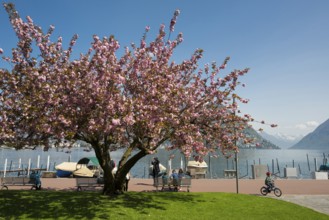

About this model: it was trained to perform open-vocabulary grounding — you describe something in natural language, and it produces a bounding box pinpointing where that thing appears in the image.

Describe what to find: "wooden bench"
[0,177,38,190]
[76,178,103,191]
[76,177,131,191]
[155,177,191,192]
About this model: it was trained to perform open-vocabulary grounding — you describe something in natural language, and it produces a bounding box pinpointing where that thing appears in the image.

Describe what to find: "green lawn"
[0,191,328,220]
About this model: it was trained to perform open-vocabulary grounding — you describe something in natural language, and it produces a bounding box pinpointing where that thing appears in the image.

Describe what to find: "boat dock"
[0,168,47,176]
[0,155,52,177]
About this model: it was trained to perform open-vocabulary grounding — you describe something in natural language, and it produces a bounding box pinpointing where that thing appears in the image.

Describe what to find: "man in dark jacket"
[151,157,160,186]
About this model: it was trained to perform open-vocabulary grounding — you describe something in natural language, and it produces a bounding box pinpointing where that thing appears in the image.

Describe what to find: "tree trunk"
[92,141,116,195]
[102,162,116,195]
[92,141,148,195]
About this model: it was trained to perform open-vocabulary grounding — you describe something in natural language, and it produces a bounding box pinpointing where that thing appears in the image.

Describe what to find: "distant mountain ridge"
[291,118,329,149]
[240,127,280,149]
[259,132,303,149]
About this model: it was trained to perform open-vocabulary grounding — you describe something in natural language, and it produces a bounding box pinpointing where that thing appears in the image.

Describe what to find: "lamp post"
[233,95,239,194]
[235,150,239,194]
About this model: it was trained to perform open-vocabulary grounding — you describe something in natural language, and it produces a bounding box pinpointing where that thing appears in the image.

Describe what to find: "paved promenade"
[32,178,329,194]
[4,178,329,215]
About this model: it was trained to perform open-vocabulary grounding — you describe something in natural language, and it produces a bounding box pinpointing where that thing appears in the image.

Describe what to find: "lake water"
[1,147,328,179]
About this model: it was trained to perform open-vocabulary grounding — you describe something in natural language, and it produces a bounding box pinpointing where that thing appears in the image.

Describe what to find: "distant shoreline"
[1,147,329,179]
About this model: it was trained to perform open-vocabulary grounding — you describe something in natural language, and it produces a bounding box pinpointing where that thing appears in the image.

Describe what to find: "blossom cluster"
[0,4,257,160]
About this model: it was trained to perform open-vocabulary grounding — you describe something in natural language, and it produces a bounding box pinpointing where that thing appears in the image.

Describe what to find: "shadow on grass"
[0,190,199,219]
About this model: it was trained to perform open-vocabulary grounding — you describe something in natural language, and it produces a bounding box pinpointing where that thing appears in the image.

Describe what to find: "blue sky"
[1,0,328,137]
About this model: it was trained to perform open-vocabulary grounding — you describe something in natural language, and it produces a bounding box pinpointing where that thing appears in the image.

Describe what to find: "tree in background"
[0,3,260,195]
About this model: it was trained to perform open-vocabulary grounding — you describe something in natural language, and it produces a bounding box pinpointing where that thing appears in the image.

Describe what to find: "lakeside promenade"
[3,178,329,215]
[37,178,329,194]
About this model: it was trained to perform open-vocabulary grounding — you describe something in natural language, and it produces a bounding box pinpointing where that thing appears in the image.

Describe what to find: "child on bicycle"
[265,171,274,191]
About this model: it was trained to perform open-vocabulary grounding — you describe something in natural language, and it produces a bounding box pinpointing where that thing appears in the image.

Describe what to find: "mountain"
[259,132,303,149]
[240,127,280,149]
[291,118,329,149]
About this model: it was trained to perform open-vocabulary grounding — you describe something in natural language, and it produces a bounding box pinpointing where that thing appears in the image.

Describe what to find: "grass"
[0,191,328,220]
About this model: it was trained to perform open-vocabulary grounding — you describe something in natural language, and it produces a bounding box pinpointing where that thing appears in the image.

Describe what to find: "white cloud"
[306,121,319,127]
[295,121,319,130]
[295,124,307,130]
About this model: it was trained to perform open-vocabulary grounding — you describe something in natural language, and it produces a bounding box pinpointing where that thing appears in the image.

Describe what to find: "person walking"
[151,157,160,186]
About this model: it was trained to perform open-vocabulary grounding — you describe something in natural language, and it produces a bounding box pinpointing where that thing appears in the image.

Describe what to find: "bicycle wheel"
[260,186,268,196]
[274,188,282,197]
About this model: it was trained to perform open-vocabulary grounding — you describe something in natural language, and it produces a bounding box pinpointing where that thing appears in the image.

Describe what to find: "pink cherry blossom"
[112,119,121,126]
[0,4,276,195]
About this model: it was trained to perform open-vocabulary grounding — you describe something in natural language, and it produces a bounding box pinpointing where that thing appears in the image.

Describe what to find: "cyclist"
[265,171,274,192]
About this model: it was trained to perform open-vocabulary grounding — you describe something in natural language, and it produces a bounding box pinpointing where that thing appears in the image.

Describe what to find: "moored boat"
[73,157,102,178]
[55,162,77,177]
[187,160,208,179]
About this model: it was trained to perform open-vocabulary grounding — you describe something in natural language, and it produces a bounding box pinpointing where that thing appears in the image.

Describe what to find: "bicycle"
[260,184,282,197]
